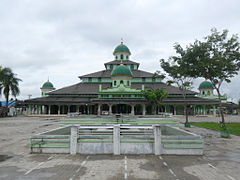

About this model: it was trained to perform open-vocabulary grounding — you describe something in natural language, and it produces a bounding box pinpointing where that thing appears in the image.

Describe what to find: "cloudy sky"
[0,0,239,102]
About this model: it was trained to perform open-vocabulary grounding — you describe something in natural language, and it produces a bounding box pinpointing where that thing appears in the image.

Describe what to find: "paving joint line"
[124,156,128,180]
[208,163,236,180]
[24,154,56,175]
[24,162,45,175]
[73,156,90,178]
[227,175,236,180]
[159,156,179,179]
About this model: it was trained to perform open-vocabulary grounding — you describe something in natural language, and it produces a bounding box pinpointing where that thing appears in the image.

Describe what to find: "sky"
[0,0,239,102]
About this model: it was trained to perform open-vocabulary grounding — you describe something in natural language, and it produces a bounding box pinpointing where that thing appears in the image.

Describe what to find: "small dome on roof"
[199,81,214,89]
[113,42,131,55]
[111,64,133,77]
[42,80,54,88]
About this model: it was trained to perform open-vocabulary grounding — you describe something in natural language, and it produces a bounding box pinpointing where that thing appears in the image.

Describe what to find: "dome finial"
[121,38,123,44]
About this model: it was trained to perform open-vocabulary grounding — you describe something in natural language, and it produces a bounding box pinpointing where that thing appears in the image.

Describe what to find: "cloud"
[0,0,239,102]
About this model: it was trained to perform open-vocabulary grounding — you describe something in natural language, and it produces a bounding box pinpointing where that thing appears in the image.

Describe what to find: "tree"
[160,45,194,126]
[142,88,168,114]
[180,28,240,135]
[0,67,22,109]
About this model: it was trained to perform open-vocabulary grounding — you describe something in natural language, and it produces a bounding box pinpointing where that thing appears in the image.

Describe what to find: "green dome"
[199,81,214,89]
[113,43,131,54]
[111,64,133,76]
[42,81,54,88]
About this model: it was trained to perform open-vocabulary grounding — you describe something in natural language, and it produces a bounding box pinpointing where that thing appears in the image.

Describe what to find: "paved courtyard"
[0,116,240,180]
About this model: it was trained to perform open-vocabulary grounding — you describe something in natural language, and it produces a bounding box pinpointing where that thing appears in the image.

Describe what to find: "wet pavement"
[0,116,240,180]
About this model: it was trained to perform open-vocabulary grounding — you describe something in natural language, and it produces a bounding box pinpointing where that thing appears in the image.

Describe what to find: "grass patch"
[190,122,240,135]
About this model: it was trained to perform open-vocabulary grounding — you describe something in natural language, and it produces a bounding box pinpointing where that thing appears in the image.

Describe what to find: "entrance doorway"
[112,104,131,114]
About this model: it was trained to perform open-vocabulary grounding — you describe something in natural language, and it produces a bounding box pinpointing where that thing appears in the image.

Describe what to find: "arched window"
[127,81,129,86]
[202,91,205,95]
[207,91,211,95]
[120,80,124,84]
[116,56,118,60]
[120,54,123,60]
[126,55,128,59]
[114,81,116,86]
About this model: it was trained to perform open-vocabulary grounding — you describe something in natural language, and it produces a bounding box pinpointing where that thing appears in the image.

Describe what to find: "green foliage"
[160,44,194,124]
[142,88,168,106]
[160,44,193,94]
[190,122,240,135]
[0,66,22,108]
[176,28,240,128]
[181,28,240,89]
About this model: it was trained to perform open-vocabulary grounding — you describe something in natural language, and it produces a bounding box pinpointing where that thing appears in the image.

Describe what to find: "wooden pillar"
[68,105,70,113]
[203,105,206,115]
[174,106,177,115]
[58,105,60,115]
[87,105,89,115]
[28,105,32,115]
[48,105,51,115]
[109,104,112,115]
[40,105,42,114]
[142,104,146,116]
[37,105,40,114]
[97,104,101,115]
[131,104,135,115]
[213,105,216,117]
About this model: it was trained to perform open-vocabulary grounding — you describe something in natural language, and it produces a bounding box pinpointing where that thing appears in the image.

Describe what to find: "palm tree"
[0,67,22,108]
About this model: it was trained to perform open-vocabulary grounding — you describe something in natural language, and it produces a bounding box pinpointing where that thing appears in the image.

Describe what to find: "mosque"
[25,42,236,116]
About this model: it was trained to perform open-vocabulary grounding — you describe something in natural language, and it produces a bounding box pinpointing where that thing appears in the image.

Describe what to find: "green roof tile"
[113,43,131,54]
[111,64,133,76]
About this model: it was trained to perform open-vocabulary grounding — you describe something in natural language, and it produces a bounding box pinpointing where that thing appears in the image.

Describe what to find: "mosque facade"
[25,42,226,116]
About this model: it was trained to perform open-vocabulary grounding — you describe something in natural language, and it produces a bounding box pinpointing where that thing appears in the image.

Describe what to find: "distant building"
[25,42,221,116]
[41,80,56,97]
[198,81,238,115]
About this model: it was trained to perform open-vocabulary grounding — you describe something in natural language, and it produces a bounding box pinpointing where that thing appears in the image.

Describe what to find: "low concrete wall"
[30,125,203,155]
[121,143,153,154]
[59,117,180,127]
[31,148,70,154]
[78,143,113,154]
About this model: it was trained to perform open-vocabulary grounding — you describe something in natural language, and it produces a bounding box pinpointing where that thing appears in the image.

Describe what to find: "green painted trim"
[31,139,69,142]
[120,139,154,142]
[163,144,203,149]
[162,139,203,143]
[31,143,69,148]
[78,139,113,142]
